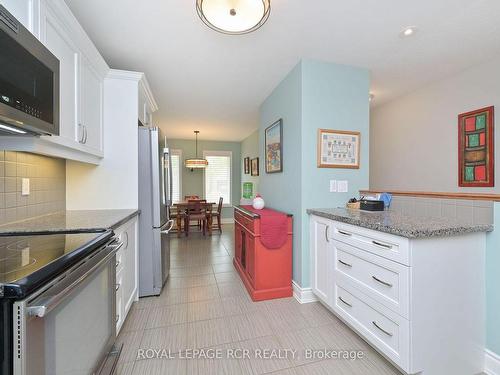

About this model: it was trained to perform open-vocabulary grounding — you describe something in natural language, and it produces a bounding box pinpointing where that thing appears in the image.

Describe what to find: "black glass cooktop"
[0,231,113,299]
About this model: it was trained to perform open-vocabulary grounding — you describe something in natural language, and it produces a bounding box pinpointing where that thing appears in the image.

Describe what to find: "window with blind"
[170,149,182,204]
[203,151,232,205]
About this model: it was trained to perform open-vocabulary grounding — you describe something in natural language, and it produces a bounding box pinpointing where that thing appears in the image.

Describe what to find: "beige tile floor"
[115,225,403,375]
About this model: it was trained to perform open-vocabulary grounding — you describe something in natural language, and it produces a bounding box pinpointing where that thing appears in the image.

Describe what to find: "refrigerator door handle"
[161,220,174,234]
[169,151,173,205]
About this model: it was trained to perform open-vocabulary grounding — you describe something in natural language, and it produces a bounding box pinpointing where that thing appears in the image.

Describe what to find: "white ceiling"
[65,0,500,141]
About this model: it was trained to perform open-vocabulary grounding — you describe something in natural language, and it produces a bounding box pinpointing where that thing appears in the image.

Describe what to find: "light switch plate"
[21,178,30,196]
[338,180,349,193]
[330,180,337,192]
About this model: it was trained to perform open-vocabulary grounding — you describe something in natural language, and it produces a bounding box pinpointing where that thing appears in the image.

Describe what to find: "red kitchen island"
[233,205,293,301]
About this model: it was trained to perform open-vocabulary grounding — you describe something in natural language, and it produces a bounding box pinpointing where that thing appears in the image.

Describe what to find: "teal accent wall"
[260,63,304,283]
[168,139,241,219]
[486,202,500,355]
[259,60,370,287]
[241,130,260,197]
[300,60,370,286]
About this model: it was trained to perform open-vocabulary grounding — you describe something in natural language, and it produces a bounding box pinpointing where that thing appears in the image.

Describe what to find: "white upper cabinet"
[80,56,103,152]
[41,4,79,142]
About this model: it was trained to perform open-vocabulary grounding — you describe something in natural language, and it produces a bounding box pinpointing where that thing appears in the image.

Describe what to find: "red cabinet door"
[234,223,242,265]
[245,232,256,285]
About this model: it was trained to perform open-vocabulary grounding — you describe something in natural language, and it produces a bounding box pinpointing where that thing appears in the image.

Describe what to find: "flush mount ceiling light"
[185,130,209,170]
[400,26,417,37]
[196,0,271,35]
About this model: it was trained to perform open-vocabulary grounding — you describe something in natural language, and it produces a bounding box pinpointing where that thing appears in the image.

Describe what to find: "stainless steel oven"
[0,5,59,136]
[12,239,121,375]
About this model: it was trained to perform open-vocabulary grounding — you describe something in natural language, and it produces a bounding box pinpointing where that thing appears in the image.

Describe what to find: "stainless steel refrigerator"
[138,125,174,297]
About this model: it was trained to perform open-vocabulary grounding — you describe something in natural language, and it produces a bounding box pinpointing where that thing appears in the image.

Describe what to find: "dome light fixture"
[185,130,209,170]
[400,26,417,38]
[196,0,271,35]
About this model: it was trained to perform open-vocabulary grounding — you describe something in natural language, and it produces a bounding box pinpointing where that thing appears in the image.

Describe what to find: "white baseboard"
[485,349,500,375]
[292,280,317,304]
[221,218,234,224]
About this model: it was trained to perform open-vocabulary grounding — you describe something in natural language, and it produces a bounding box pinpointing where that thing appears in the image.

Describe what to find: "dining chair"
[210,197,223,233]
[184,201,208,236]
[188,199,206,229]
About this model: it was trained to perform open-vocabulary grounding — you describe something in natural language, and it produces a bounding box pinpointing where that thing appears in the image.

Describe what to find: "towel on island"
[241,206,288,249]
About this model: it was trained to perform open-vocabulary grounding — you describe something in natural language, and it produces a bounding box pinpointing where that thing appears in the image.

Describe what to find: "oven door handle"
[26,241,122,318]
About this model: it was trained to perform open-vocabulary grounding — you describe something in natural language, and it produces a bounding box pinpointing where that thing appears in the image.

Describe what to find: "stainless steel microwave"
[0,5,59,136]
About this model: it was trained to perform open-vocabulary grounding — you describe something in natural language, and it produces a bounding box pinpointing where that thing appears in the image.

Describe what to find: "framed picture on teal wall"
[265,119,283,173]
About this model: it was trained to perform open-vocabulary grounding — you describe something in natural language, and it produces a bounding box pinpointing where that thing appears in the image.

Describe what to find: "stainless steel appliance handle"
[169,151,173,205]
[161,219,175,234]
[26,241,123,318]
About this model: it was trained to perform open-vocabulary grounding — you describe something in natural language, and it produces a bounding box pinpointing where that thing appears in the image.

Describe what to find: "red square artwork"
[479,132,486,146]
[475,165,486,181]
[465,117,476,132]
[458,106,494,187]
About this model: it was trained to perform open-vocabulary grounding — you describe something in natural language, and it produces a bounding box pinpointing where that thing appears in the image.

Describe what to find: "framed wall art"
[244,157,250,174]
[265,119,283,173]
[251,157,259,176]
[458,106,494,187]
[317,129,360,169]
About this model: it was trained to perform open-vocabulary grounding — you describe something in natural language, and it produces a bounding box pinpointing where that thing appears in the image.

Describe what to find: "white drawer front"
[334,240,410,318]
[331,222,410,266]
[333,283,410,372]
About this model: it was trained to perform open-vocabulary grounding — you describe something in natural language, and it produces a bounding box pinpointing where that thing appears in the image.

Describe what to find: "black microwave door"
[0,8,59,135]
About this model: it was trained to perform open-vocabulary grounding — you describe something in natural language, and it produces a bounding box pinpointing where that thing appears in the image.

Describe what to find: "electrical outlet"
[21,178,30,196]
[338,180,349,193]
[329,180,337,192]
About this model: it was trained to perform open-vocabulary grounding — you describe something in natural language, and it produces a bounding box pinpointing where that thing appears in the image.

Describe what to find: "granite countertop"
[306,207,493,238]
[0,209,140,235]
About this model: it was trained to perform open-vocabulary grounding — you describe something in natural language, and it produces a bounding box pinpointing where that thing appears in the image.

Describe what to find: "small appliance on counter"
[360,199,385,211]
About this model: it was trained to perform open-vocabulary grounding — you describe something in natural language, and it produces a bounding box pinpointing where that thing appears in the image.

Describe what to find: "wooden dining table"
[172,201,216,236]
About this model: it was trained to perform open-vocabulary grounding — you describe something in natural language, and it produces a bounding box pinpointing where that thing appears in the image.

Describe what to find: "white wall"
[66,76,139,209]
[371,54,500,193]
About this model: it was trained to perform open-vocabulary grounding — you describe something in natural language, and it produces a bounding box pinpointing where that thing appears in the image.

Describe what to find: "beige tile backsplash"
[388,195,494,225]
[0,151,66,225]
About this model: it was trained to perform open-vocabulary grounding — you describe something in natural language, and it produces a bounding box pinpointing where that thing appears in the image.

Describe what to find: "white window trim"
[171,149,182,204]
[203,150,232,207]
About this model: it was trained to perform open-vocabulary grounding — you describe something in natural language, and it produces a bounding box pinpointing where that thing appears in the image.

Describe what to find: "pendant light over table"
[185,130,208,170]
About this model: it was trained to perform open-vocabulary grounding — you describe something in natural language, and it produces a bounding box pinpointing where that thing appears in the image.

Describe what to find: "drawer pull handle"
[115,261,120,268]
[116,315,120,323]
[372,240,392,249]
[338,230,352,236]
[338,296,352,307]
[115,283,121,292]
[325,226,330,242]
[372,275,393,287]
[338,259,352,268]
[372,321,393,337]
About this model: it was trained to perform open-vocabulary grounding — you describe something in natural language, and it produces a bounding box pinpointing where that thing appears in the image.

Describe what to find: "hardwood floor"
[116,224,403,375]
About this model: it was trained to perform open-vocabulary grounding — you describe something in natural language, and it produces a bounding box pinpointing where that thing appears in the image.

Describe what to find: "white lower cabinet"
[114,216,139,334]
[309,215,486,375]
